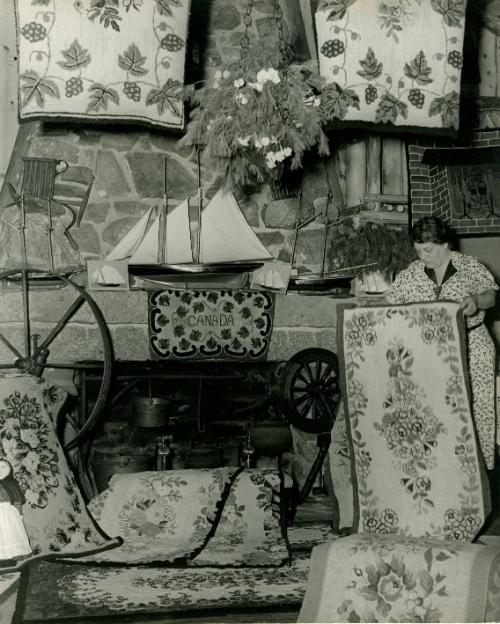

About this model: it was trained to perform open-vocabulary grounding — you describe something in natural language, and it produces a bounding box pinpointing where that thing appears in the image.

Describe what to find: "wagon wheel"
[279,348,341,434]
[0,268,113,451]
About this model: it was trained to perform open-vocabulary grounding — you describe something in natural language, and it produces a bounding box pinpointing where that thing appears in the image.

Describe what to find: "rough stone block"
[274,293,342,328]
[263,198,302,229]
[95,151,131,197]
[125,153,197,200]
[72,222,101,255]
[84,203,111,224]
[110,325,150,360]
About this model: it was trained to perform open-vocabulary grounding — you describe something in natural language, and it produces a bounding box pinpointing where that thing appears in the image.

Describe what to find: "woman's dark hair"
[411,216,455,246]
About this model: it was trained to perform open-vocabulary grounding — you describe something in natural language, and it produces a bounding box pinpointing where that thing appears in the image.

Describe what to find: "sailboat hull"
[129,261,263,276]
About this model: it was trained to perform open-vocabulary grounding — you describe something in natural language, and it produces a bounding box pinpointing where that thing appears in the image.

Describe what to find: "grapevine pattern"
[319,0,465,128]
[18,0,186,119]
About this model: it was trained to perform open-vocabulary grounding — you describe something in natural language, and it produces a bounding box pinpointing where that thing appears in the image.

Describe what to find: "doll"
[0,459,31,567]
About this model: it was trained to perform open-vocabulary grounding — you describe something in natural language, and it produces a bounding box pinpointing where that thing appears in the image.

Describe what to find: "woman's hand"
[460,289,496,316]
[460,296,478,316]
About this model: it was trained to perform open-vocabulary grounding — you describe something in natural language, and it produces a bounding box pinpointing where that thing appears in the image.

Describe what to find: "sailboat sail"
[105,208,155,262]
[105,190,272,267]
[200,189,272,263]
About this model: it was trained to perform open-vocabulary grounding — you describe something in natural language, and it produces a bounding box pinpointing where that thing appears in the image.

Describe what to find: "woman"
[386,216,498,470]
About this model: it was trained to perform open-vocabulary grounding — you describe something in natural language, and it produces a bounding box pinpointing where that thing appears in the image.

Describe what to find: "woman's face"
[414,242,450,269]
[0,462,11,480]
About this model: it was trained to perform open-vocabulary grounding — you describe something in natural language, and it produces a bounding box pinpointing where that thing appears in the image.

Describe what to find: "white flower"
[214,70,222,80]
[213,81,220,89]
[235,92,248,104]
[222,70,230,79]
[234,78,245,89]
[25,489,40,507]
[282,147,292,158]
[226,115,232,121]
[249,81,263,92]
[22,450,40,473]
[313,96,321,107]
[254,136,264,148]
[260,136,271,147]
[275,150,286,162]
[265,151,278,169]
[20,428,39,449]
[256,67,281,85]
[237,136,251,147]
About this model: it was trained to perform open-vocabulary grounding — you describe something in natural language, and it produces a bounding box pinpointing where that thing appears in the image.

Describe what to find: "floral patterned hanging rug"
[15,0,190,129]
[0,374,121,573]
[316,0,468,132]
[337,302,490,541]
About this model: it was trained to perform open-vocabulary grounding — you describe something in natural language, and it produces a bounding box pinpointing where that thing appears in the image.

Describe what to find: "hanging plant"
[179,3,330,193]
[328,216,416,280]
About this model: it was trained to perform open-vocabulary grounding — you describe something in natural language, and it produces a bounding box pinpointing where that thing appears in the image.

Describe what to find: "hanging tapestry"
[15,0,190,130]
[338,302,490,541]
[448,164,500,223]
[149,289,274,360]
[316,0,468,132]
[84,467,290,567]
[0,374,120,573]
[298,533,500,623]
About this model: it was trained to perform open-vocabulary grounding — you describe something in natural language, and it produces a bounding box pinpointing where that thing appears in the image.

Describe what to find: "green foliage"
[179,60,330,192]
[328,217,416,279]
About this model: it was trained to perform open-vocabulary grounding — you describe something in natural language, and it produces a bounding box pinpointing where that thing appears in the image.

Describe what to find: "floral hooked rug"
[18,522,335,622]
[81,467,289,567]
[298,533,500,623]
[337,302,490,540]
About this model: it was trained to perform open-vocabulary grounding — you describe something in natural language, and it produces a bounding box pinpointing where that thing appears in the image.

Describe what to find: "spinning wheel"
[279,348,341,516]
[0,268,113,451]
[279,348,341,434]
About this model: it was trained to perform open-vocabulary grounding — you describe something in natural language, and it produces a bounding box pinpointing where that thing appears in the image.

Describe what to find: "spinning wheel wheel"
[279,347,341,434]
[279,348,341,517]
[0,269,113,451]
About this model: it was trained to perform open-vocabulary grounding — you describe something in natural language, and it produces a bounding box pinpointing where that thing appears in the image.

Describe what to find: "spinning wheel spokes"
[279,348,341,434]
[0,268,113,450]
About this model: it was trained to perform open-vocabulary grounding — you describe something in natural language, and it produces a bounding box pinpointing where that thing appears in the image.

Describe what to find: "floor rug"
[338,302,490,541]
[298,533,500,623]
[81,468,289,567]
[18,523,336,622]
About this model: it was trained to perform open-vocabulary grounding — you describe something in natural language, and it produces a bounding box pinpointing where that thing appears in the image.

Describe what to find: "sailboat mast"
[158,156,168,265]
[195,149,202,264]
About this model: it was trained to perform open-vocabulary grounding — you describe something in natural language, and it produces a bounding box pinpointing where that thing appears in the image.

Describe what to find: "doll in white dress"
[0,459,31,567]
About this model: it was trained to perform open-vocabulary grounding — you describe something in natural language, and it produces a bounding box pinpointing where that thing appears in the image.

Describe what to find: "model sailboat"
[104,157,272,288]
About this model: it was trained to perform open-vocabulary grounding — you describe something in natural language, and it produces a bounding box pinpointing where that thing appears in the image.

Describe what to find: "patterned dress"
[387,251,498,469]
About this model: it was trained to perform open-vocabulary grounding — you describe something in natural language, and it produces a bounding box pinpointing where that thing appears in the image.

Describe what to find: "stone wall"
[0,122,340,276]
[0,288,343,364]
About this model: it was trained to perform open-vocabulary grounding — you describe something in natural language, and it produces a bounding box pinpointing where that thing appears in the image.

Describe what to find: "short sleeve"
[468,257,499,294]
[386,266,412,304]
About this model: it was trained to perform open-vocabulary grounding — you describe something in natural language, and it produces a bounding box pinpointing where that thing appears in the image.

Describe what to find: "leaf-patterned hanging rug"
[316,0,468,132]
[15,0,190,130]
[149,289,275,360]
